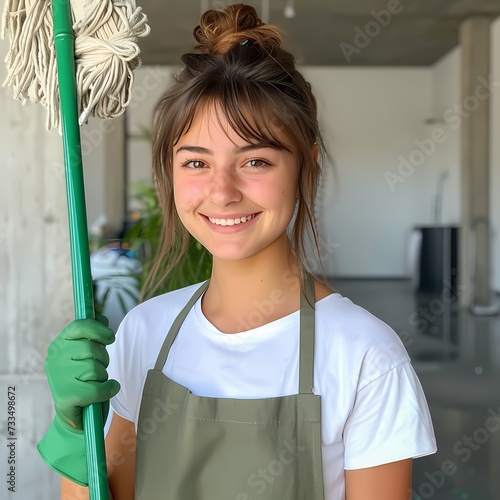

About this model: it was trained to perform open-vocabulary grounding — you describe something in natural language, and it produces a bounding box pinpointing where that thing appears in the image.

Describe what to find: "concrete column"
[459,17,493,308]
[0,37,73,498]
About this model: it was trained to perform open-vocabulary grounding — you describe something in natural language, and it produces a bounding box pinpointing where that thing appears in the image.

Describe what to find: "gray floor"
[331,278,500,500]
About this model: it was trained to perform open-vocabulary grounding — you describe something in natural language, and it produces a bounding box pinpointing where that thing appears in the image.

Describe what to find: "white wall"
[123,66,435,279]
[304,18,500,290]
[427,19,500,294]
[426,46,461,228]
[126,67,175,212]
[302,67,433,278]
[92,20,500,291]
[82,67,173,232]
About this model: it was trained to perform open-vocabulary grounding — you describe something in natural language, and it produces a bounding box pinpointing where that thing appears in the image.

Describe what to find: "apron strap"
[153,272,316,394]
[154,280,210,370]
[299,271,316,394]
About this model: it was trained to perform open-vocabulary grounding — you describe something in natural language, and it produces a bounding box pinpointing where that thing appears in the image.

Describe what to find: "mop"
[2,1,150,498]
[2,0,150,129]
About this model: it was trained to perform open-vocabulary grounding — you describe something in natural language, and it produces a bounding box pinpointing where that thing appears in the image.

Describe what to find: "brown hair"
[143,3,328,300]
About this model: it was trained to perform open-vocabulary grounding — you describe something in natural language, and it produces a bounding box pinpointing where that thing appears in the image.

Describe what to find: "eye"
[180,159,206,169]
[247,158,271,169]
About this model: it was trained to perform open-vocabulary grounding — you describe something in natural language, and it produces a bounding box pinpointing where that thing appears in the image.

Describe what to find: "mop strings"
[1,0,150,130]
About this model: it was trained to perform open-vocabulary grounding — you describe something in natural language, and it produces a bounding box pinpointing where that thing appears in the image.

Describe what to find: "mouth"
[201,212,260,227]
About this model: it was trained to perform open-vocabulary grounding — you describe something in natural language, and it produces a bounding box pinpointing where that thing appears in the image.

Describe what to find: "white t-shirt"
[107,281,437,500]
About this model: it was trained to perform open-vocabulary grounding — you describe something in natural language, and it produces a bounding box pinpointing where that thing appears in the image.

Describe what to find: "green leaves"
[124,181,212,299]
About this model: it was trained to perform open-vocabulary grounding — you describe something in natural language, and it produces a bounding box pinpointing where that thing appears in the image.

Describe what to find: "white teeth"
[208,214,256,226]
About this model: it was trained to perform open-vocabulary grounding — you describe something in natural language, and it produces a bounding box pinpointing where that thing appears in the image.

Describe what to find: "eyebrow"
[175,143,283,156]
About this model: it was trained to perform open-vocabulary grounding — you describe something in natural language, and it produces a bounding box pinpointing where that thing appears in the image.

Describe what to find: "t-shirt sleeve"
[106,313,143,424]
[343,360,437,469]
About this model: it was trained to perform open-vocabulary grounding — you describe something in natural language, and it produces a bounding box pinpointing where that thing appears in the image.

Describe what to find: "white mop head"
[1,0,150,129]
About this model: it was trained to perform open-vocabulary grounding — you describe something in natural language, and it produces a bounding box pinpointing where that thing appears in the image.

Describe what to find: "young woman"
[39,4,437,499]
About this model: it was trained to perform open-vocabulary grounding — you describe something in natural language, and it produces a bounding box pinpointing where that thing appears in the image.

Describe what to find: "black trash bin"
[414,226,459,296]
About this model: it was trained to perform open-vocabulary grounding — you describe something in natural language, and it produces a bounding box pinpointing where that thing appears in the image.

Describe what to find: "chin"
[208,249,257,262]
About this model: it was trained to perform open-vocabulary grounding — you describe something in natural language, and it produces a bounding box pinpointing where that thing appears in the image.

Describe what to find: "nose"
[205,169,242,206]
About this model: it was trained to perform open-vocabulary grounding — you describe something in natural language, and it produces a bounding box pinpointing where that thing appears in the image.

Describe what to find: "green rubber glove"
[37,317,120,486]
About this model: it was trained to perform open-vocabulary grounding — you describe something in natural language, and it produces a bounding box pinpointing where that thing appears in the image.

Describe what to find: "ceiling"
[136,0,500,67]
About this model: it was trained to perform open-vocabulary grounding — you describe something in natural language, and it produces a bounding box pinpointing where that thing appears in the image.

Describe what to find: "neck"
[202,234,303,332]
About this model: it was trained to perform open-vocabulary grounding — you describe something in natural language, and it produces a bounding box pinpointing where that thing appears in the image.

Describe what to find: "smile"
[207,214,258,226]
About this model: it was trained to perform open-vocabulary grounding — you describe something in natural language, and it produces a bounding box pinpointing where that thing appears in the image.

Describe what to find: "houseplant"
[123,181,213,300]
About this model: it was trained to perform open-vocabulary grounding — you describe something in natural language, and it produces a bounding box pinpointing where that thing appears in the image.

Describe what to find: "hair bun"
[193,3,281,55]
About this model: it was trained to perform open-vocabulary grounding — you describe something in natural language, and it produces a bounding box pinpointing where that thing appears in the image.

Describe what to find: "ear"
[313,144,319,164]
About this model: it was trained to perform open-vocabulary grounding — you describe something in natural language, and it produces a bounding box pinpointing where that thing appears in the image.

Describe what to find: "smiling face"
[172,102,300,263]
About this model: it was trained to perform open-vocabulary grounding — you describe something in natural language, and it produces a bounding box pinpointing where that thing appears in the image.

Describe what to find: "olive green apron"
[135,271,325,499]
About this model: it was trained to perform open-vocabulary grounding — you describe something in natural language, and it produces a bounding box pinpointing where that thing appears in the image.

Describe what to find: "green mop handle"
[52,1,110,499]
